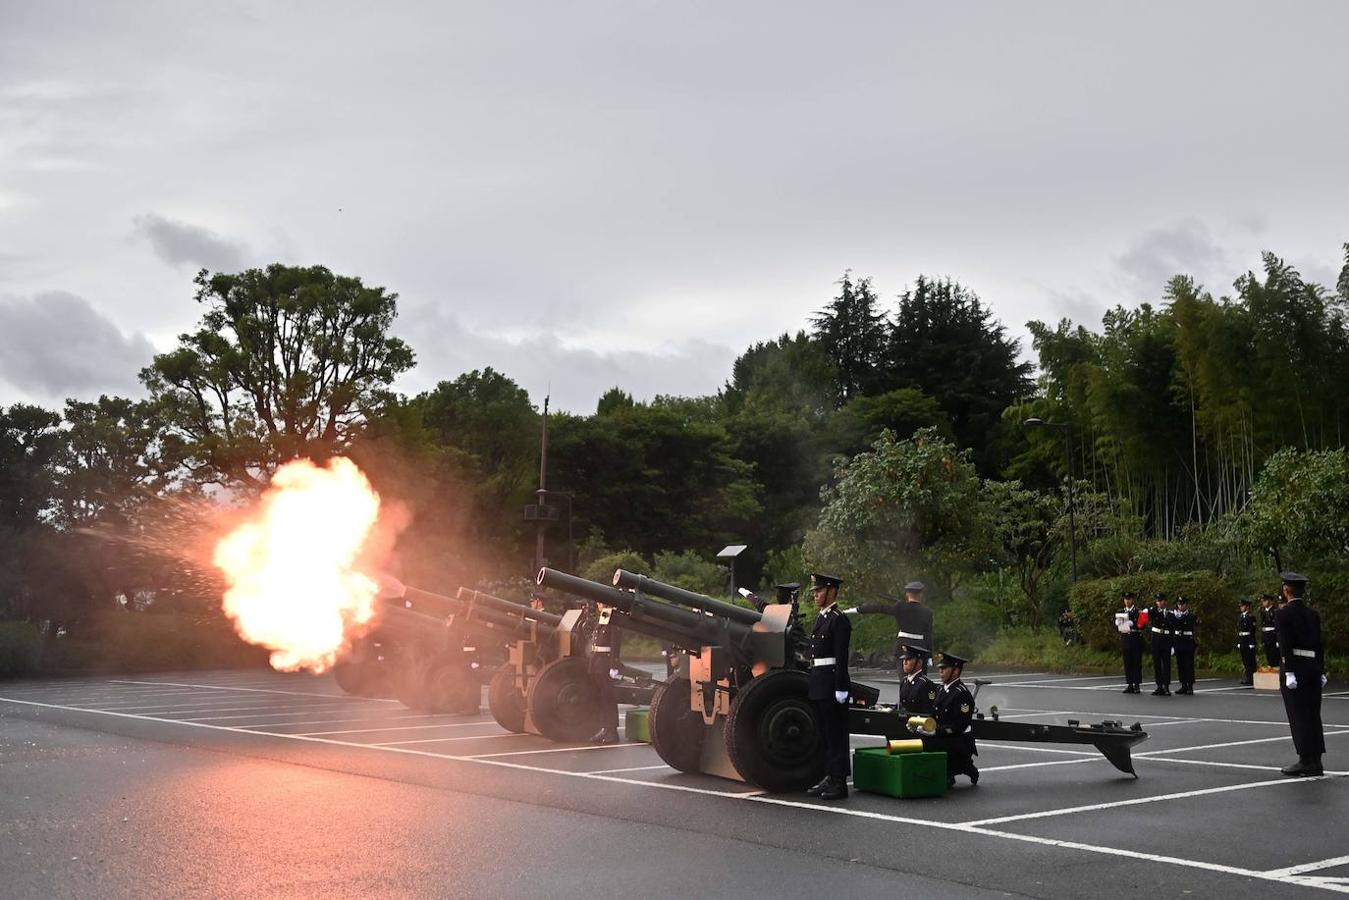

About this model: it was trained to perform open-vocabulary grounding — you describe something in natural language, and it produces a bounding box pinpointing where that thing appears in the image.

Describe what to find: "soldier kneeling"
[913,652,979,787]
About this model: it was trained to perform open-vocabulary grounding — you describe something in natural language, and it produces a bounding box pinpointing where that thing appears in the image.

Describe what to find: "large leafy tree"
[884,276,1032,473]
[805,426,986,601]
[58,395,166,527]
[1238,447,1349,569]
[811,273,889,406]
[142,264,415,486]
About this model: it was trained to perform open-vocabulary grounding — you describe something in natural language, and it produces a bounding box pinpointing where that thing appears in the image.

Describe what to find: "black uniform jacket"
[1172,609,1197,645]
[808,605,852,700]
[1237,611,1257,648]
[1146,606,1173,642]
[1276,600,1324,676]
[932,678,976,754]
[857,599,934,655]
[899,671,937,714]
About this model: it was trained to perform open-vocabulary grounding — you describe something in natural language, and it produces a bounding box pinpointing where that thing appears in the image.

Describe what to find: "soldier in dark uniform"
[805,573,852,801]
[1275,572,1325,777]
[1147,592,1173,696]
[1237,598,1258,686]
[850,580,934,673]
[1116,590,1145,693]
[588,603,622,744]
[1260,594,1280,668]
[1172,596,1197,694]
[914,652,978,787]
[897,644,937,714]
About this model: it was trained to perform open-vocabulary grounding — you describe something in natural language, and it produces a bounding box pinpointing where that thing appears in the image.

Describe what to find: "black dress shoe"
[818,778,849,800]
[1151,687,1166,696]
[1162,687,1172,696]
[1122,685,1134,693]
[968,765,979,786]
[1131,685,1141,693]
[805,776,832,796]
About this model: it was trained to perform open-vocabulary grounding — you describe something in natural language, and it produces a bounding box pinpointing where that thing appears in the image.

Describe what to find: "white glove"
[842,607,859,615]
[1285,672,1298,690]
[608,668,620,679]
[834,690,849,704]
[1322,674,1329,688]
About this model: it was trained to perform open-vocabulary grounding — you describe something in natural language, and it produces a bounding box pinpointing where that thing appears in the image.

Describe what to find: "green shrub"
[976,627,1119,671]
[41,612,268,674]
[0,621,43,677]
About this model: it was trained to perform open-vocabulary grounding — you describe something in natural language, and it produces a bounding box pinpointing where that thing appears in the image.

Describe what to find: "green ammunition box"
[624,707,651,743]
[851,747,947,798]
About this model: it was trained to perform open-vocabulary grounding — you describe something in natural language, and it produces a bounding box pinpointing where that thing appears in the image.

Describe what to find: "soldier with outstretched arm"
[805,573,852,801]
[1275,572,1326,777]
[847,580,934,672]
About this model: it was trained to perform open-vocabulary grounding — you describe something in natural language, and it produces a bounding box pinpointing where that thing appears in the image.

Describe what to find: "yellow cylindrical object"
[886,739,924,755]
[906,715,936,734]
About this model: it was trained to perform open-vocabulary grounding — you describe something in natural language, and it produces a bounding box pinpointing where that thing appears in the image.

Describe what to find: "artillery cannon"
[374,578,660,741]
[539,568,1150,792]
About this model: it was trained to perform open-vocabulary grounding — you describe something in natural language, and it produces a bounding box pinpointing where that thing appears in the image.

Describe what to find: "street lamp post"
[1023,417,1077,584]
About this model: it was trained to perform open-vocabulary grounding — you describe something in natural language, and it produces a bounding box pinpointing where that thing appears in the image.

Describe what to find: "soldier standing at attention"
[1147,592,1174,696]
[805,573,852,801]
[1117,590,1145,693]
[1260,594,1280,667]
[1172,596,1197,694]
[897,644,937,714]
[849,580,934,673]
[915,652,978,787]
[1275,572,1326,777]
[1237,598,1258,686]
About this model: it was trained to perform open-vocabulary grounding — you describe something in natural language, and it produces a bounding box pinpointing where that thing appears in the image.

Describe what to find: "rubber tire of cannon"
[648,677,706,773]
[488,664,528,733]
[525,657,606,742]
[421,659,482,715]
[724,669,824,792]
[333,659,372,696]
[394,655,434,711]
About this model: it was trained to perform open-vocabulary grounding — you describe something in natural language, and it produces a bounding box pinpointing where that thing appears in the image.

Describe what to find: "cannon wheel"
[333,659,373,696]
[526,657,605,742]
[394,653,434,711]
[488,664,528,733]
[724,669,824,792]
[648,677,706,773]
[421,658,482,715]
[334,637,397,698]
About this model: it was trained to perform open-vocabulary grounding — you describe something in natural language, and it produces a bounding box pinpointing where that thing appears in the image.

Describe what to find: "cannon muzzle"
[612,569,761,626]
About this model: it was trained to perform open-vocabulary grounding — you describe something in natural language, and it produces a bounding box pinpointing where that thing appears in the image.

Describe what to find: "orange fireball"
[214,457,382,672]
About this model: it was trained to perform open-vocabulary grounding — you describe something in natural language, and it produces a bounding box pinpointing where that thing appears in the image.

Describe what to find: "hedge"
[0,622,44,677]
[18,613,269,676]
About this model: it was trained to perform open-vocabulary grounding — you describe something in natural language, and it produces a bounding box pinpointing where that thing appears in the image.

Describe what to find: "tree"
[0,404,64,529]
[811,272,889,405]
[884,276,1032,473]
[830,388,950,458]
[142,264,415,486]
[58,395,166,527]
[1238,447,1349,569]
[723,330,835,417]
[805,427,986,601]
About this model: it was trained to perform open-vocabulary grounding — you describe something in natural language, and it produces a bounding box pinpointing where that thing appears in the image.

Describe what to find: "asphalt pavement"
[2,668,1346,898]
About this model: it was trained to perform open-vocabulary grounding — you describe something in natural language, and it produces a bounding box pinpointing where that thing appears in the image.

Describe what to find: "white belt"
[1291,649,1317,658]
[1151,627,1168,634]
[593,646,611,652]
[813,657,837,667]
[1263,627,1276,632]
[463,646,476,651]
[896,631,925,640]
[1177,631,1194,636]
[1238,631,1252,636]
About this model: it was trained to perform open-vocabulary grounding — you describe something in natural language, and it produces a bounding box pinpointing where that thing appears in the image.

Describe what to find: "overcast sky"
[2,2,1347,413]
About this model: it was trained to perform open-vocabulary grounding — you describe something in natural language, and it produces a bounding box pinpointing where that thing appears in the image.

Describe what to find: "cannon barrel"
[536,568,747,651]
[455,587,562,628]
[612,570,761,626]
[378,580,557,640]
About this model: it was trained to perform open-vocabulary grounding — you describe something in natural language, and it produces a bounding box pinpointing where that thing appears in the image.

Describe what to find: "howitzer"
[541,568,1150,791]
[539,567,878,792]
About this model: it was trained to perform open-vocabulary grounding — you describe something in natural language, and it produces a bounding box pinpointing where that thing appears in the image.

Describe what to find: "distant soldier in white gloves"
[1275,572,1326,777]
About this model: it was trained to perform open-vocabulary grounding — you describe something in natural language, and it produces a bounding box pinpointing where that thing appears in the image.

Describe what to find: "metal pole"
[1064,425,1078,584]
[534,395,549,573]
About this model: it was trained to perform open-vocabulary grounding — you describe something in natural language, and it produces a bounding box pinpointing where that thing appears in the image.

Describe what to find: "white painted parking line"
[242,713,467,729]
[1135,729,1349,758]
[94,698,372,713]
[467,743,644,759]
[375,734,536,746]
[298,721,496,737]
[997,706,1347,729]
[6,691,1348,895]
[589,764,671,774]
[960,776,1336,827]
[185,707,410,723]
[1144,757,1349,776]
[108,679,396,702]
[1266,856,1349,878]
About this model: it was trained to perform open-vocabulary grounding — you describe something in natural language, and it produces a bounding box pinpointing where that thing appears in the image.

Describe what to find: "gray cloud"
[1114,220,1229,297]
[397,303,736,414]
[0,291,155,399]
[133,214,246,272]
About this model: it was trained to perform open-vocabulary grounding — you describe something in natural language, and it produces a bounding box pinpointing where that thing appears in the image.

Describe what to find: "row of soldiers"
[1115,591,1200,694]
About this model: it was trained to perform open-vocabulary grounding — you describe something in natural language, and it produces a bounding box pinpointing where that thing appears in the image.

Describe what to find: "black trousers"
[1239,643,1257,680]
[1281,665,1326,758]
[1151,637,1172,687]
[1263,635,1280,668]
[1174,640,1195,687]
[922,733,977,777]
[1120,635,1143,685]
[814,699,851,777]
